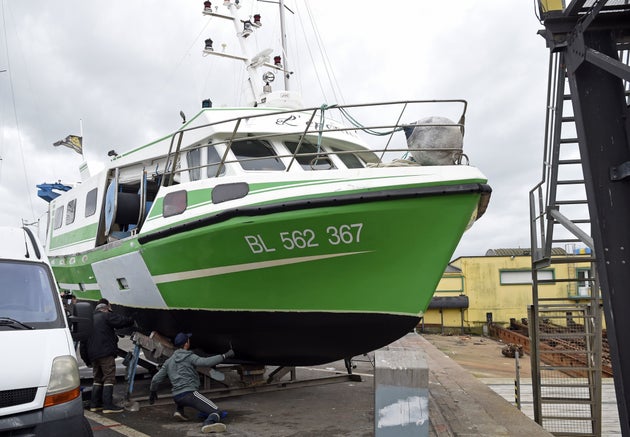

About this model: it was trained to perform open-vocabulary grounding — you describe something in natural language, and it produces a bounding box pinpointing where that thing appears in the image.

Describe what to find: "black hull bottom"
[116,307,420,366]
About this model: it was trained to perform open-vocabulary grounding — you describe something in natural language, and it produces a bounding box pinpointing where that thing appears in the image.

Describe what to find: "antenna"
[278,0,290,90]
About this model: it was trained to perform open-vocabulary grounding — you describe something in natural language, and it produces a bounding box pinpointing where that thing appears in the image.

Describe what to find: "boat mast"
[224,2,261,104]
[278,0,290,91]
[202,1,298,107]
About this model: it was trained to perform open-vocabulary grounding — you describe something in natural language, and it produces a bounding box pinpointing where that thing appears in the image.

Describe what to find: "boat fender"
[403,116,463,166]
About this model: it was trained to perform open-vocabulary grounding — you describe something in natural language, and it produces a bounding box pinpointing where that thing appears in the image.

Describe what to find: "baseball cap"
[174,332,192,347]
[95,303,110,312]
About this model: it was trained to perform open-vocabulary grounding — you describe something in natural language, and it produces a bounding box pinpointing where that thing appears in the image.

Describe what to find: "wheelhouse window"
[330,146,366,169]
[207,144,225,178]
[186,148,201,181]
[85,188,98,217]
[53,206,64,230]
[187,144,225,180]
[232,139,285,171]
[285,141,336,170]
[65,199,76,225]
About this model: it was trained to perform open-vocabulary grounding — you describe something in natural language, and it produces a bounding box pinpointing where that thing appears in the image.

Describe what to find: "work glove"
[222,349,235,360]
[149,391,158,405]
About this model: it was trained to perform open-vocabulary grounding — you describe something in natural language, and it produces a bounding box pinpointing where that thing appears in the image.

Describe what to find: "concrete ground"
[82,333,552,436]
[85,358,375,437]
[421,333,531,379]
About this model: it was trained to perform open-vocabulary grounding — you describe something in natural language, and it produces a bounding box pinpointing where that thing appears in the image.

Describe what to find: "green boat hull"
[52,186,485,365]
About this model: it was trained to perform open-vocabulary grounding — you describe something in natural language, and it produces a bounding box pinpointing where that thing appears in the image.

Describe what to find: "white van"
[0,226,92,436]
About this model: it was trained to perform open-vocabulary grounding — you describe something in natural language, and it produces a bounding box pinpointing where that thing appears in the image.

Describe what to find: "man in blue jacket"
[81,299,134,413]
[149,333,234,433]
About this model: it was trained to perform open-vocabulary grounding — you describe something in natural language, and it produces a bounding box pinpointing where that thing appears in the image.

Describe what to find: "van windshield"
[0,261,64,329]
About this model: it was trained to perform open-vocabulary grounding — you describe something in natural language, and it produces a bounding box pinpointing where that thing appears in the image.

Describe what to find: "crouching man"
[149,333,234,433]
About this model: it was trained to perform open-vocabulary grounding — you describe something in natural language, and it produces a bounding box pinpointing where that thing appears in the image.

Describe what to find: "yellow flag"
[53,135,83,155]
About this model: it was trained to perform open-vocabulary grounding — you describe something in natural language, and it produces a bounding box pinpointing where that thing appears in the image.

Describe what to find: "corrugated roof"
[485,248,567,256]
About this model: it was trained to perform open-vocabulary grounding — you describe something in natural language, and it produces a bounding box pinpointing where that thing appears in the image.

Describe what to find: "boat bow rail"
[159,99,471,185]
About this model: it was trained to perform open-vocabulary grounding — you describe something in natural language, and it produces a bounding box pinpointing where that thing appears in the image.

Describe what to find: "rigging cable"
[1,0,36,223]
[302,2,345,105]
[287,2,326,101]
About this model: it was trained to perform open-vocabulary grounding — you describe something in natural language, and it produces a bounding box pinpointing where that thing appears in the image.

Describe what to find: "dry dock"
[85,332,556,436]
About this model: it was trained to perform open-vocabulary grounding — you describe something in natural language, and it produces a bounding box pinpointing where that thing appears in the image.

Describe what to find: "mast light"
[241,20,253,38]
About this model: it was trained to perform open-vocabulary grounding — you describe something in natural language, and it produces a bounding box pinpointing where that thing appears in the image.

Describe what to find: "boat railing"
[162,99,468,185]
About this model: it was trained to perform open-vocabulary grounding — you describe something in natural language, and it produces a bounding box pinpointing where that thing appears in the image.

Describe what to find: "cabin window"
[85,188,98,217]
[53,206,64,230]
[330,146,366,169]
[163,190,187,218]
[65,199,77,225]
[207,145,225,177]
[285,141,336,170]
[186,148,201,181]
[232,139,285,171]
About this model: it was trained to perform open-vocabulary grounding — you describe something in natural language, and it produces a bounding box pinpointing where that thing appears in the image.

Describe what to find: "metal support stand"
[514,350,521,411]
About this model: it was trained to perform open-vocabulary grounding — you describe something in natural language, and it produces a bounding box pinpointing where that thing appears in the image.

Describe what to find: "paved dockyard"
[83,332,620,436]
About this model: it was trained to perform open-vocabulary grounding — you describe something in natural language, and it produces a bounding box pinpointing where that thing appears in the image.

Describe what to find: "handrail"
[154,99,469,185]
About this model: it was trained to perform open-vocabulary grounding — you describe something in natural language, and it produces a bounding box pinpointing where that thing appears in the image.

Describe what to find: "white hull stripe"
[152,251,371,285]
[57,282,101,292]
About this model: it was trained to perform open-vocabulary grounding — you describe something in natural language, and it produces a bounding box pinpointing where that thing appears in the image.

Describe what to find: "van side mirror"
[69,301,93,342]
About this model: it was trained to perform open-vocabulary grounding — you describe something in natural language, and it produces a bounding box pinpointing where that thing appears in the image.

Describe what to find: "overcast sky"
[0,0,552,260]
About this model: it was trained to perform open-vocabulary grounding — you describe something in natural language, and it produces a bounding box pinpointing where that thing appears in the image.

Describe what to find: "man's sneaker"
[88,406,103,412]
[173,411,189,421]
[201,422,227,433]
[102,405,124,414]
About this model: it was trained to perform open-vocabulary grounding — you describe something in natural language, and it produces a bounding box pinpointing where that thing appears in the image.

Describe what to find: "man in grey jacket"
[149,333,234,433]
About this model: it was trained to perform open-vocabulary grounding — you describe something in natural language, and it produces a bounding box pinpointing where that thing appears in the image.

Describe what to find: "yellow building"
[421,248,594,334]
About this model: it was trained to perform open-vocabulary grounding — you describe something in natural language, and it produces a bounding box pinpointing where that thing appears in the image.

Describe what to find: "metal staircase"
[531,1,630,435]
[530,47,603,437]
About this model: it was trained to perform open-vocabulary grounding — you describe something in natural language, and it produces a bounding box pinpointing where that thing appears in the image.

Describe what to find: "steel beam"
[565,28,630,436]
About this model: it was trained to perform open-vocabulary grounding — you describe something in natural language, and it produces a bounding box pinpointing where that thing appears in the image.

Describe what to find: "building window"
[500,269,554,285]
[576,268,592,296]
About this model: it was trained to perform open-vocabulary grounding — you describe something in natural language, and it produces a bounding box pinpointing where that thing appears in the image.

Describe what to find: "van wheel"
[82,416,94,437]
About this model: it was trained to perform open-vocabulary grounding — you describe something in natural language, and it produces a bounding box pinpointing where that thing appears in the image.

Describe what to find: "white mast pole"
[279,0,290,91]
[224,2,260,105]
